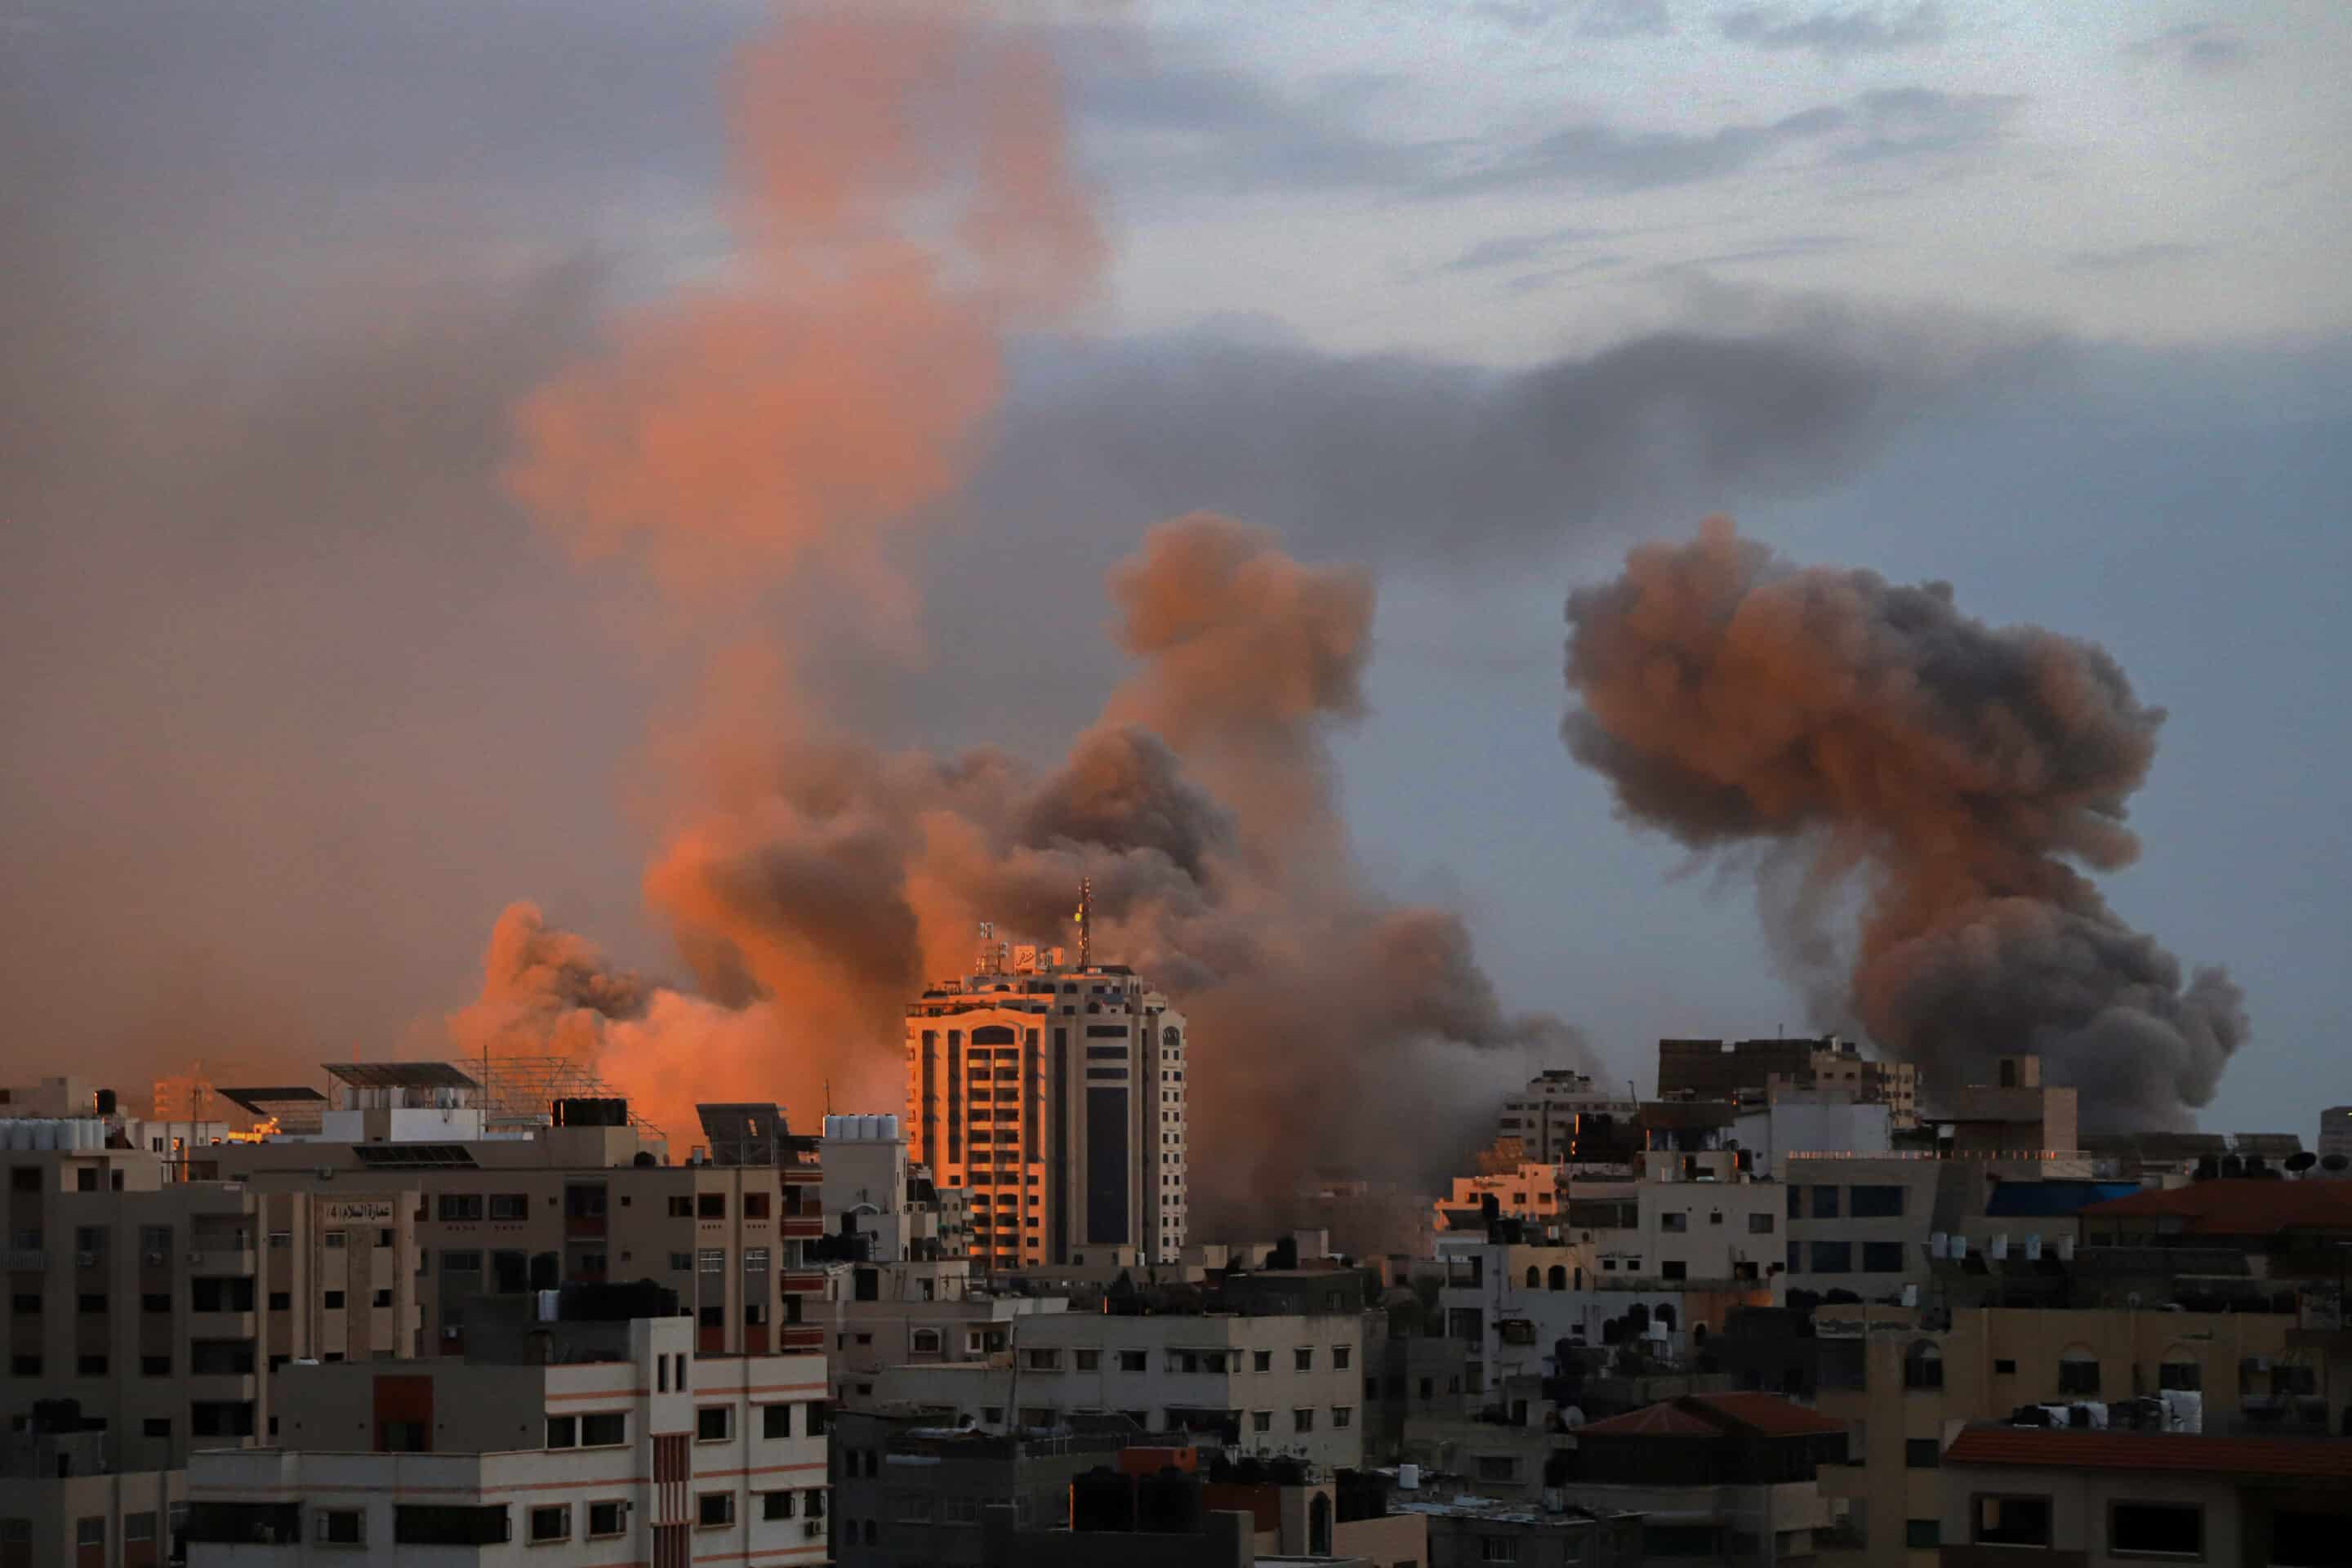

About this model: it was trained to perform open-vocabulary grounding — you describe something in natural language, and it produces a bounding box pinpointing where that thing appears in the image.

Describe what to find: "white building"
[905,943,1189,1267]
[819,1113,964,1263]
[1731,1089,1893,1178]
[184,1311,828,1566]
[866,1310,1367,1470]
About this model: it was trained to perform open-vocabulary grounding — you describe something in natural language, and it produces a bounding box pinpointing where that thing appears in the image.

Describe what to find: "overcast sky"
[3,0,2345,1138]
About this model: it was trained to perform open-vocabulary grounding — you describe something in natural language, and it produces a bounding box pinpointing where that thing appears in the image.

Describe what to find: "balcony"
[780,1215,824,1240]
[187,1247,257,1276]
[778,1271,825,1294]
[777,1325,825,1353]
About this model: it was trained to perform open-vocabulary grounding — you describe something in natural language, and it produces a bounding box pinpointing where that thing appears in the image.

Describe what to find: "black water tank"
[1070,1468,1134,1532]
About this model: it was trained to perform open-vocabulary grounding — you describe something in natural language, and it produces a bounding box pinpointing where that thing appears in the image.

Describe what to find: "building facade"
[904,948,1189,1268]
[1659,1038,1920,1127]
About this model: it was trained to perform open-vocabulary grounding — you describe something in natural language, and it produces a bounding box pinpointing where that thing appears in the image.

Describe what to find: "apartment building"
[866,1310,1369,1469]
[1936,1421,2352,1566]
[216,1079,827,1360]
[827,1410,1146,1566]
[1809,1303,2298,1567]
[818,1113,965,1263]
[818,1261,1069,1403]
[184,1302,830,1566]
[1659,1037,1920,1127]
[905,947,1191,1268]
[1494,1070,1643,1166]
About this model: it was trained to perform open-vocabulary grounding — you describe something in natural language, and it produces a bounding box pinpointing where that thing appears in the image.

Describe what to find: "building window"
[1662,1261,1687,1281]
[1253,1410,1272,1432]
[1333,1345,1351,1370]
[143,1418,170,1438]
[323,1290,345,1310]
[1810,1241,1852,1274]
[1862,1241,1906,1272]
[697,1405,731,1442]
[1660,1212,1688,1232]
[743,1192,769,1218]
[1293,1409,1314,1432]
[1074,1348,1098,1370]
[1906,1519,1941,1549]
[1295,1348,1314,1371]
[323,1230,347,1250]
[436,1195,483,1223]
[763,1404,793,1440]
[1332,1406,1353,1428]
[1993,1358,2017,1375]
[528,1505,570,1544]
[1120,1351,1148,1372]
[1748,1212,1775,1234]
[669,1196,693,1218]
[2158,1359,2202,1392]
[699,1250,724,1274]
[1973,1495,2051,1548]
[546,1416,578,1449]
[2109,1502,2202,1558]
[580,1412,626,1447]
[804,1489,826,1521]
[141,1291,174,1314]
[1905,1437,1940,1468]
[2058,1349,2101,1396]
[743,1247,768,1273]
[77,1517,105,1551]
[698,1194,725,1218]
[1811,1186,1841,1218]
[1479,1540,1520,1563]
[78,1353,107,1376]
[1022,1348,1061,1370]
[1849,1184,1904,1218]
[763,1490,797,1521]
[314,1507,365,1545]
[697,1493,734,1528]
[587,1501,626,1538]
[1904,1342,1944,1391]
[488,1194,528,1221]
[140,1354,169,1376]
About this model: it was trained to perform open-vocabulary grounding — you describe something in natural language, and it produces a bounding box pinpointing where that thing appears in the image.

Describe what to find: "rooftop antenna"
[1073,877,1092,968]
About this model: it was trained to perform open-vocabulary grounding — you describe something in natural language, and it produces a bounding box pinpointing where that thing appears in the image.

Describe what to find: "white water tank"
[2025,1234,2044,1260]
[822,1115,842,1140]
[31,1120,57,1152]
[1991,1233,2009,1261]
[1930,1232,1949,1259]
[1396,1463,1420,1490]
[880,1114,901,1141]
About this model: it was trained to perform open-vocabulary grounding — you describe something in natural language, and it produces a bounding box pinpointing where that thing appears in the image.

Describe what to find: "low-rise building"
[1560,1391,1848,1563]
[183,1295,830,1566]
[827,1408,1147,1566]
[1398,1493,1646,1568]
[1936,1421,2352,1564]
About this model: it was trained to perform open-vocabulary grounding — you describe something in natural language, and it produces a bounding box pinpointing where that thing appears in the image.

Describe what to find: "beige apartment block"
[905,949,1190,1270]
[185,1312,830,1566]
[1811,1303,2297,1568]
[868,1310,1370,1470]
[216,1103,826,1360]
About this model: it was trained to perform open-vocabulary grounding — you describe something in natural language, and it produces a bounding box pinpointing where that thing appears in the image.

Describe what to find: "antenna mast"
[1075,876,1093,968]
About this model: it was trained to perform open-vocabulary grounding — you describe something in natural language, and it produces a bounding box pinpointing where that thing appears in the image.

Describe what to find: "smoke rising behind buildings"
[1562,519,2247,1127]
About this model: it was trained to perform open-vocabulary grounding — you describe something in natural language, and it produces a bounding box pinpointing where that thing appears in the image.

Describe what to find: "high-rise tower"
[902,934,1189,1269]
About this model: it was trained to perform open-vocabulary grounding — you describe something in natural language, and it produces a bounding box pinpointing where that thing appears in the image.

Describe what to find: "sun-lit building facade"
[903,942,1188,1270]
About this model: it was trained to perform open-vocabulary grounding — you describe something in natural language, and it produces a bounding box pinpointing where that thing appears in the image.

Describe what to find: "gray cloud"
[2060,243,2207,274]
[1444,225,1616,272]
[1579,0,1676,38]
[2128,22,2251,74]
[1717,3,1946,59]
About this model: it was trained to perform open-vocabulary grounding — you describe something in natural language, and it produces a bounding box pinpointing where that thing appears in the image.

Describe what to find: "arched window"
[1548,1265,1568,1291]
[1308,1494,1333,1556]
[2059,1347,2100,1396]
[1655,1303,1677,1331]
[911,1329,942,1356]
[1904,1340,1944,1391]
[971,1025,1016,1045]
[1526,1265,1541,1289]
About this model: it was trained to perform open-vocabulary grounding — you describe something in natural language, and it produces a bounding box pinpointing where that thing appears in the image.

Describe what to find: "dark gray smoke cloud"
[1562,519,2247,1126]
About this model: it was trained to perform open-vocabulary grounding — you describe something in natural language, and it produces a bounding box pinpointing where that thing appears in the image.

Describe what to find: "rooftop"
[1943,1425,2352,1481]
[2079,1181,2352,1235]
[1578,1392,1846,1441]
[323,1061,479,1090]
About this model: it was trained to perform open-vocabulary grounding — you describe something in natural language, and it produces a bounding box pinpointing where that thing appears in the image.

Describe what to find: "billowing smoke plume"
[466,516,1588,1209]
[471,5,1585,1206]
[1562,519,2247,1126]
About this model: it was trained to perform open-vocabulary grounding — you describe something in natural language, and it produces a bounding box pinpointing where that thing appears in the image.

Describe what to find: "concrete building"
[183,1301,830,1566]
[1494,1071,1644,1167]
[866,1309,1370,1469]
[1660,1038,1919,1128]
[1735,1091,1894,1179]
[1932,1057,2076,1161]
[1936,1422,2352,1565]
[1555,1392,1847,1565]
[216,1085,828,1360]
[2321,1106,2352,1163]
[818,1263,1067,1404]
[826,1408,1149,1566]
[1808,1303,2301,1568]
[1399,1494,1646,1568]
[905,945,1190,1268]
[818,1112,965,1263]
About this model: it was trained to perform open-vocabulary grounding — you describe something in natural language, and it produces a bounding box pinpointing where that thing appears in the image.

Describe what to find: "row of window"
[1891,1494,2253,1557]
[1785,1183,1908,1218]
[1017,1346,1350,1374]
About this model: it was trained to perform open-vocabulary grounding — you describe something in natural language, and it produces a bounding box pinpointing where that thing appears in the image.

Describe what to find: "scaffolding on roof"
[465,1052,666,1146]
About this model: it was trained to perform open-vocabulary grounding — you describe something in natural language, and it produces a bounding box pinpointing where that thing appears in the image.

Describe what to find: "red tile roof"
[1944,1427,2352,1481]
[2078,1182,2352,1236]
[1578,1393,1846,1439]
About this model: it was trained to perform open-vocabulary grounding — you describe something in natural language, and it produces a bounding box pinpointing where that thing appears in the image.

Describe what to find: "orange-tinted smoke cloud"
[506,4,1100,604]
